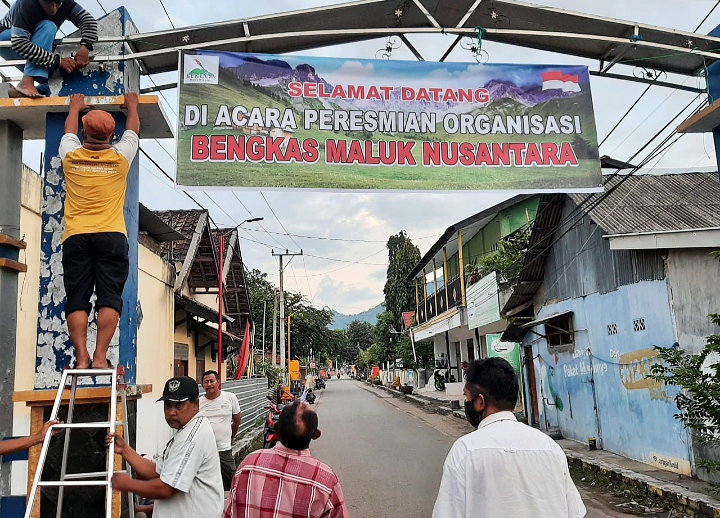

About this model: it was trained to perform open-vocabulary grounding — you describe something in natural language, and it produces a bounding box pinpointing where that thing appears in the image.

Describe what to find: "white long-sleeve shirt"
[433,411,586,518]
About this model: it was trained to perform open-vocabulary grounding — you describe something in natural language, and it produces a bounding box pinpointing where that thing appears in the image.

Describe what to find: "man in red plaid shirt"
[223,401,349,518]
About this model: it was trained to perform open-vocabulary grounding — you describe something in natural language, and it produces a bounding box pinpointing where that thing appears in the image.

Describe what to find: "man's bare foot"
[12,76,45,98]
[74,355,91,369]
[8,86,43,98]
[91,358,111,369]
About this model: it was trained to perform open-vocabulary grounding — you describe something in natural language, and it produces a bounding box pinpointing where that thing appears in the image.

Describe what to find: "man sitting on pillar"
[59,92,140,369]
[0,0,98,98]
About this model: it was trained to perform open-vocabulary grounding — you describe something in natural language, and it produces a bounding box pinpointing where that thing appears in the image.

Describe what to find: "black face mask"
[464,395,484,428]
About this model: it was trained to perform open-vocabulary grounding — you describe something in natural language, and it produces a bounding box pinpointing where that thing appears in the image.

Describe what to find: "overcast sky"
[10,0,720,315]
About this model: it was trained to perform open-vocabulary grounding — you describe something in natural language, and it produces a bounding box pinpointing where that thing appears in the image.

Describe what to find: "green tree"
[383,231,421,323]
[285,292,335,360]
[649,314,720,448]
[465,226,531,284]
[396,337,435,369]
[346,319,375,351]
[648,250,720,477]
[374,310,399,365]
[245,268,277,351]
[324,328,352,364]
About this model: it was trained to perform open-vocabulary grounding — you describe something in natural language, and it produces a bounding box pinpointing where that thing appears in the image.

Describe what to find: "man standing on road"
[199,370,241,491]
[108,375,224,518]
[433,357,586,518]
[0,0,98,97]
[60,92,140,370]
[223,400,349,518]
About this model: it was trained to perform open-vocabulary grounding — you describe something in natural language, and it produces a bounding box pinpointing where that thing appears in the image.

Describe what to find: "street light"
[218,216,264,382]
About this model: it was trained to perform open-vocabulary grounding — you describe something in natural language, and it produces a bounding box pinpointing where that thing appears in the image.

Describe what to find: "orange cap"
[82,110,116,140]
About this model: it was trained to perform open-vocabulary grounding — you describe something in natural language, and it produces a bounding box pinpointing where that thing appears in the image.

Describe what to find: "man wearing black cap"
[108,376,224,518]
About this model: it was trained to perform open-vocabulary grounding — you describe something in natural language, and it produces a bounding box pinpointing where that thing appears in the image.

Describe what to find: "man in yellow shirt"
[59,93,140,369]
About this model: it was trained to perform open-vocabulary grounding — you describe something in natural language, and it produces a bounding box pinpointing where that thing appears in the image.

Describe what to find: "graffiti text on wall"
[618,348,669,402]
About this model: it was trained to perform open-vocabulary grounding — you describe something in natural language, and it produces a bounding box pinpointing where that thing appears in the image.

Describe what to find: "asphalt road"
[310,378,652,518]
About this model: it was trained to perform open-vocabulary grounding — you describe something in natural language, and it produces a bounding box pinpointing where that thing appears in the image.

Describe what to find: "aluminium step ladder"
[24,366,134,518]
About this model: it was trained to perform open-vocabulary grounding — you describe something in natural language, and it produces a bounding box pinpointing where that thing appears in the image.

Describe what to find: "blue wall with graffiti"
[529,280,693,473]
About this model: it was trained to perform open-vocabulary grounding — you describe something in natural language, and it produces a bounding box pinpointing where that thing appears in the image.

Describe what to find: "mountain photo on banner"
[176,50,602,191]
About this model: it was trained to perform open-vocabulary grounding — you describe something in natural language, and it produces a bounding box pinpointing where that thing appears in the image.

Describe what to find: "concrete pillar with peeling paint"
[0,120,23,508]
[35,7,140,389]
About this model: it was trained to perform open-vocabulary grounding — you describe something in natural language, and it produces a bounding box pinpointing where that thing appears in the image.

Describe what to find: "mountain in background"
[330,303,383,330]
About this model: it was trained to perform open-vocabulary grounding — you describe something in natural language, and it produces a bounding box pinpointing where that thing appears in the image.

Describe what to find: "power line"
[241,227,397,243]
[495,92,705,285]
[95,0,107,15]
[259,191,308,297]
[158,0,176,29]
[695,0,720,32]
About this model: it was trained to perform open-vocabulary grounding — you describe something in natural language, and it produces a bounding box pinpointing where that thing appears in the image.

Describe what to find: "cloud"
[313,275,383,311]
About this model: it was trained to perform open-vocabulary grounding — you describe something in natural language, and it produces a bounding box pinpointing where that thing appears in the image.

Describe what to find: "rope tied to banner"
[475,26,487,52]
[703,57,715,106]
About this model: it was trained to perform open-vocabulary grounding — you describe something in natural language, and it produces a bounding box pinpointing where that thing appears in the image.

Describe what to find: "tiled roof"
[155,209,206,262]
[154,209,252,333]
[570,172,720,235]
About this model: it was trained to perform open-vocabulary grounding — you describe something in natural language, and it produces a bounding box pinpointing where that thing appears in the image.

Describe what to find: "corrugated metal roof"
[501,193,565,316]
[502,172,720,317]
[570,172,720,235]
[408,194,532,280]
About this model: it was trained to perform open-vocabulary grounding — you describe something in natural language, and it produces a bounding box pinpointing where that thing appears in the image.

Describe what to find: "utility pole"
[262,300,267,362]
[272,290,278,367]
[272,249,302,375]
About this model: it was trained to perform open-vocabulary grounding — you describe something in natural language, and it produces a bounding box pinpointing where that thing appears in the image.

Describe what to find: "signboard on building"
[177,50,602,191]
[467,272,500,330]
[486,333,521,374]
[289,359,301,381]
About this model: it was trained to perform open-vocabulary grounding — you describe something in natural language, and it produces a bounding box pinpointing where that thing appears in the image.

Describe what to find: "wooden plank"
[677,102,720,133]
[0,95,174,140]
[28,406,43,518]
[175,211,209,292]
[14,385,152,403]
[0,234,27,249]
[0,258,27,273]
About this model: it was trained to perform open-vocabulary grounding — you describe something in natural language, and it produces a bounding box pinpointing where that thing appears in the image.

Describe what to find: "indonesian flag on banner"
[402,311,416,329]
[541,71,581,93]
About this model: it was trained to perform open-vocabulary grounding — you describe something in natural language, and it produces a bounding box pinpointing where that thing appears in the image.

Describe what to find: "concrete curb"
[232,425,265,459]
[359,381,720,517]
[566,450,720,518]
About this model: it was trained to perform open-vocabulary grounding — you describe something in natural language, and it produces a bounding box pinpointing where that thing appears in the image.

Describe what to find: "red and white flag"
[541,71,581,93]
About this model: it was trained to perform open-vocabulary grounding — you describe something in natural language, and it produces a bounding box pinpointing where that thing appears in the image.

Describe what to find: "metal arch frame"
[0,0,716,93]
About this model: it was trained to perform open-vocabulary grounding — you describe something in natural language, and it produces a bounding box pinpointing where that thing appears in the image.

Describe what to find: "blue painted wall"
[530,280,692,468]
[34,7,139,388]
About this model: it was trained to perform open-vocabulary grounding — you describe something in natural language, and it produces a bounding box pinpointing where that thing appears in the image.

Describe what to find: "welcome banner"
[176,50,602,191]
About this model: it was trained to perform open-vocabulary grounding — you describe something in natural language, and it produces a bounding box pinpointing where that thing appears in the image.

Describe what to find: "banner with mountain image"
[177,50,602,191]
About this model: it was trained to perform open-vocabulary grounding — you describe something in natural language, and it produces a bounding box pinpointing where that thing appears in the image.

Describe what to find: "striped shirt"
[0,0,97,68]
[223,444,349,518]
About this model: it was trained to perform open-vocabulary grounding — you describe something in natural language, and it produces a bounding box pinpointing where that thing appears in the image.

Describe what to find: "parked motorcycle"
[433,368,447,392]
[315,377,326,390]
[263,401,283,448]
[305,388,316,404]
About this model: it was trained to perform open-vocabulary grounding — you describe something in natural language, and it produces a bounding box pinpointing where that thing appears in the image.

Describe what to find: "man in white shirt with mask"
[433,357,586,518]
[199,370,241,491]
